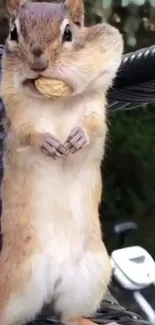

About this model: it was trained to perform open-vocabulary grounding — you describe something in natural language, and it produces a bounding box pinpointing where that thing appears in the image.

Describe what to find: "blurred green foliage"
[103,106,155,217]
[102,106,155,257]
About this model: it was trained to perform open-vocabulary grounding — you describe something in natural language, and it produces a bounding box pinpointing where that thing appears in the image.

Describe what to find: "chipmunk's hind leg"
[0,254,50,325]
[0,294,42,325]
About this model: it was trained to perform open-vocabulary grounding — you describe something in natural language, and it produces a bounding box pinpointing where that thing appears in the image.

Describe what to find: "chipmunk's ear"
[7,0,27,18]
[64,0,84,27]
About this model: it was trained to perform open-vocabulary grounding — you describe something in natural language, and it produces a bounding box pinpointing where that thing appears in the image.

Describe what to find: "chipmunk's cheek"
[59,66,77,90]
[41,66,76,94]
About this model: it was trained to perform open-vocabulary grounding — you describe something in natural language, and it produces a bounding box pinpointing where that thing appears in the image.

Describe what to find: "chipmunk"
[0,0,123,325]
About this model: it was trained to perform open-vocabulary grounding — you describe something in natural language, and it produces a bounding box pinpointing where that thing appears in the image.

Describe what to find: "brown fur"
[0,0,123,324]
[65,0,84,26]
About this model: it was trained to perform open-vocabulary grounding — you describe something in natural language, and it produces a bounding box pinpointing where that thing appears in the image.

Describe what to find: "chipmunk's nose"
[29,60,48,72]
[31,46,43,58]
[29,46,48,72]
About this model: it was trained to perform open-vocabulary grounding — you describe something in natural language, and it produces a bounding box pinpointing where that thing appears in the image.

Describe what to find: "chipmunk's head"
[4,0,123,98]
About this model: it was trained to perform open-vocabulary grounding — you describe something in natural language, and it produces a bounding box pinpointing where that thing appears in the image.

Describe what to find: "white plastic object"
[111,246,155,290]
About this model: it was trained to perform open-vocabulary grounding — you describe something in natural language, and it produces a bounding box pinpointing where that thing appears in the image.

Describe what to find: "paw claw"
[41,133,66,159]
[64,127,88,155]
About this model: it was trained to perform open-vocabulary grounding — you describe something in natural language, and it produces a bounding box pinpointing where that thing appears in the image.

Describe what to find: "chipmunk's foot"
[64,127,88,155]
[41,133,67,159]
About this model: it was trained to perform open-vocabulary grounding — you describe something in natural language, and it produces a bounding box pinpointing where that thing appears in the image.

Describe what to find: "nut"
[35,77,72,99]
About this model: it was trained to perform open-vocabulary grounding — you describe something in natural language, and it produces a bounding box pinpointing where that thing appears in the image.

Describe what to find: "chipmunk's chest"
[36,100,83,142]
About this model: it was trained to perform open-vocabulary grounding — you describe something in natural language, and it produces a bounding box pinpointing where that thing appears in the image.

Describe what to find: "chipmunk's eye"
[10,25,18,42]
[62,24,72,42]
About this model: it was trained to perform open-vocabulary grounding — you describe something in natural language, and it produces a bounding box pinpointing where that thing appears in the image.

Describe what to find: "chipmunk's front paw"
[64,127,89,155]
[41,133,66,159]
